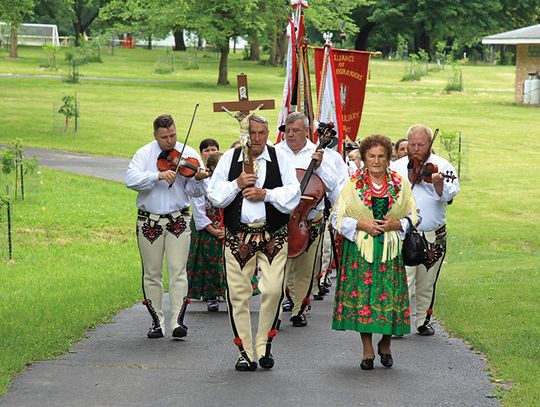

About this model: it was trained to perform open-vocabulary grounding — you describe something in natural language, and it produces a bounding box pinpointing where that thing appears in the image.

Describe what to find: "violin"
[406,128,457,188]
[157,148,202,178]
[407,159,456,184]
[156,104,203,188]
[287,122,335,259]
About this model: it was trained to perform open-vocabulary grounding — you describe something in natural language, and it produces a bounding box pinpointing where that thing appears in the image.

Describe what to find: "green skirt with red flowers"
[332,237,410,336]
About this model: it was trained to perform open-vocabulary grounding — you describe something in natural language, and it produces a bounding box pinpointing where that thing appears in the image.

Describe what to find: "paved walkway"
[0,148,498,406]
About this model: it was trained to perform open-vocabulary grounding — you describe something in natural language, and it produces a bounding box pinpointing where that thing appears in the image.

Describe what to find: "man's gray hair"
[285,111,309,129]
[249,114,269,127]
[406,124,433,140]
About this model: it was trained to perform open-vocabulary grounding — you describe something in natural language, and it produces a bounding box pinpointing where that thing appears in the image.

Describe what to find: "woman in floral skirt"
[332,135,416,370]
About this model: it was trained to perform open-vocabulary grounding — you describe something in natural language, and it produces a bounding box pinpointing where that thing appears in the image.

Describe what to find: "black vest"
[224,146,290,233]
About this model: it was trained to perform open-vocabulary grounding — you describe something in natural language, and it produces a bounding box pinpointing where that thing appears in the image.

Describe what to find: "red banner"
[314,48,370,142]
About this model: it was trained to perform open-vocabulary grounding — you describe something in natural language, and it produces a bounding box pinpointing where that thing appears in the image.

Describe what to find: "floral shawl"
[334,167,417,263]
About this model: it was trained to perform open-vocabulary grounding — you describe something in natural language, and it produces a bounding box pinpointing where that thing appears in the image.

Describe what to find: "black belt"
[237,222,268,234]
[138,208,189,218]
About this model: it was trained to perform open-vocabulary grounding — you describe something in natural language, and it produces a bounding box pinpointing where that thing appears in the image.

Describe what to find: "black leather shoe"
[172,324,188,338]
[235,356,258,371]
[360,358,374,370]
[377,346,393,368]
[147,326,164,339]
[417,324,435,336]
[259,354,274,369]
[207,299,219,312]
[313,292,324,300]
[324,275,332,288]
[282,299,293,312]
[290,313,308,327]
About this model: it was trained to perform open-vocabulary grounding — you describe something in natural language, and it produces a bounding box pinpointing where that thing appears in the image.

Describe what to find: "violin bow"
[410,128,439,190]
[169,104,199,188]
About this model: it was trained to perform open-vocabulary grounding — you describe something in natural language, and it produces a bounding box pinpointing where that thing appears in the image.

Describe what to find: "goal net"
[0,22,59,47]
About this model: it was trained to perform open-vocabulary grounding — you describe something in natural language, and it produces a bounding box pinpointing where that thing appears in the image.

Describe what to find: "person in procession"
[313,140,350,300]
[394,138,408,160]
[125,114,208,339]
[391,124,459,336]
[186,139,225,312]
[332,135,416,370]
[207,114,301,371]
[276,112,338,327]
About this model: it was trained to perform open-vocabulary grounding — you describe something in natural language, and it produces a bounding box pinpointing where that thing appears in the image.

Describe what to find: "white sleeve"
[184,150,207,198]
[330,203,358,242]
[207,150,242,208]
[125,148,160,192]
[314,159,338,193]
[192,196,212,231]
[437,161,460,202]
[263,151,301,214]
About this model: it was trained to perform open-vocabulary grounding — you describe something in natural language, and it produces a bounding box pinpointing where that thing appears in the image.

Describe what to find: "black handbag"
[402,217,428,266]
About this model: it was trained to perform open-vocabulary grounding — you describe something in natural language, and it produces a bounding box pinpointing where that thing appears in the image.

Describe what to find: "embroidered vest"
[224,146,289,233]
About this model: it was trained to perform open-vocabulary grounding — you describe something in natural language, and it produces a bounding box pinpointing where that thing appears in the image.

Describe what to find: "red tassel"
[316,272,323,280]
[142,299,149,305]
[233,337,243,347]
[186,298,192,304]
[268,329,278,338]
[426,307,433,315]
[302,297,311,306]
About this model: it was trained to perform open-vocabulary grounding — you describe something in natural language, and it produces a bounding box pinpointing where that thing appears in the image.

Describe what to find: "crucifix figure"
[213,73,275,175]
[213,73,275,122]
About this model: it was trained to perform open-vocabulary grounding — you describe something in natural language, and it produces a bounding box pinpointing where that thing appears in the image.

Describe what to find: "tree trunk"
[147,35,152,50]
[217,44,230,85]
[269,27,278,66]
[248,34,260,61]
[9,24,17,58]
[173,30,186,51]
[354,22,375,51]
[276,29,288,65]
[414,26,430,54]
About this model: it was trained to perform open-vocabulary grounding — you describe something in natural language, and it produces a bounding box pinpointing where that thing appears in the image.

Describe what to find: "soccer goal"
[0,22,59,47]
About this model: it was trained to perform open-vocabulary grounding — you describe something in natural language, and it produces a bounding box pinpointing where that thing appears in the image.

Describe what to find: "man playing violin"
[276,112,338,327]
[207,114,300,371]
[125,114,208,339]
[391,124,459,336]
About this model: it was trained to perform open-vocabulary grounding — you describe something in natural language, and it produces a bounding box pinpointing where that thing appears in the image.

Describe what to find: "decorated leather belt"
[435,224,446,236]
[237,222,267,234]
[138,208,190,219]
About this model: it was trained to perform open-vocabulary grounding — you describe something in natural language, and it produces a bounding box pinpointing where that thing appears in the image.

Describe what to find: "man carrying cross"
[207,113,300,371]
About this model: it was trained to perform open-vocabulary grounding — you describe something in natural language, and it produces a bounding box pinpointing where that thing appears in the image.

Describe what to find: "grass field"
[1,46,540,405]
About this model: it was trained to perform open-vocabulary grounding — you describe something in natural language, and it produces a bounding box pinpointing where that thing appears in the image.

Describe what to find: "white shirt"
[391,154,459,231]
[125,140,205,215]
[324,147,350,206]
[275,139,337,219]
[191,195,212,231]
[207,145,301,224]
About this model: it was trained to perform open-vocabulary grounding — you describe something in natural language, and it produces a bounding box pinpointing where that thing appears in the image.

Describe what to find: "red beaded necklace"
[366,171,389,198]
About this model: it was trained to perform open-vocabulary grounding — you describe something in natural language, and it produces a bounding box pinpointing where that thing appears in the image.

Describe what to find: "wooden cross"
[213,73,275,118]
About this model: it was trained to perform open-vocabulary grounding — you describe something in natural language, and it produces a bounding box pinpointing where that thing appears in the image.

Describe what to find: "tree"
[190,0,262,85]
[0,0,35,58]
[62,0,112,45]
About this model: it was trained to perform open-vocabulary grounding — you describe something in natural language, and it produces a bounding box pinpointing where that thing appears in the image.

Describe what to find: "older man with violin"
[125,114,208,339]
[207,114,300,371]
[391,124,459,336]
[276,112,338,327]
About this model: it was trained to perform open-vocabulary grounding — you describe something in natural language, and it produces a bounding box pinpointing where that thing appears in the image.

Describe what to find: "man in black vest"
[207,114,300,371]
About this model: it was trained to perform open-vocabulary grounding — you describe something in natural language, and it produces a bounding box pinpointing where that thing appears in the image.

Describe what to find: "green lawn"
[1,45,540,405]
